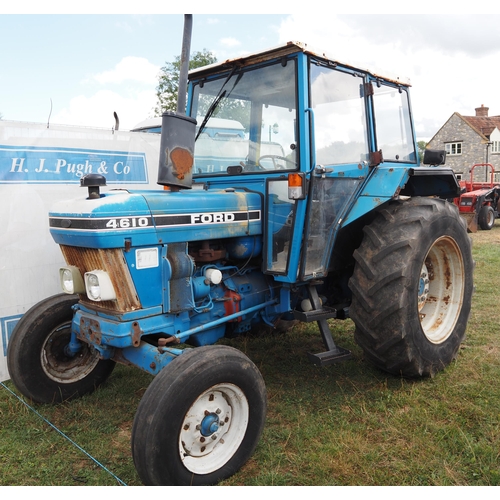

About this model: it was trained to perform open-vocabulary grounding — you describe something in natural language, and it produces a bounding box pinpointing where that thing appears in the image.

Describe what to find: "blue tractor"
[8,29,473,485]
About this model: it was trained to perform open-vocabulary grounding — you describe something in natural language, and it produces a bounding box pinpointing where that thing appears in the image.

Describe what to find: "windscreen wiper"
[195,66,242,141]
[195,90,227,141]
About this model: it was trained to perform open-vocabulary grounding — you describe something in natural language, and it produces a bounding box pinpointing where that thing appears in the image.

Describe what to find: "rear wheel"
[349,197,473,377]
[7,294,115,403]
[131,345,267,486]
[478,205,495,230]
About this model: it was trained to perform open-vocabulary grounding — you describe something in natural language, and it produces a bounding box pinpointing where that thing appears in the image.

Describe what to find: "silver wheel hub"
[418,236,465,344]
[179,383,249,474]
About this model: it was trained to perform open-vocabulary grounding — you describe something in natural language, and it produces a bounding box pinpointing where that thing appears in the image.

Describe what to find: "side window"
[310,63,369,166]
[372,83,416,163]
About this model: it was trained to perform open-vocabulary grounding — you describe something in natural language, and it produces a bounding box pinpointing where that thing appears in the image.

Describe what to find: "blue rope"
[0,381,127,486]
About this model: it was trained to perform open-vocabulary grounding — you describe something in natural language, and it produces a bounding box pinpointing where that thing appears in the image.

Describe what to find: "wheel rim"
[487,209,494,227]
[179,383,249,474]
[41,322,101,383]
[418,236,465,344]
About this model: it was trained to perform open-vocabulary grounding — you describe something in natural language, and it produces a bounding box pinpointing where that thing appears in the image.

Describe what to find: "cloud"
[113,20,134,33]
[220,37,241,48]
[338,15,500,58]
[277,14,500,141]
[52,89,157,130]
[92,57,160,85]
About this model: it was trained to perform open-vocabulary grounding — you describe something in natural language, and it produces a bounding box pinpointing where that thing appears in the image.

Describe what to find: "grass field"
[1,224,499,486]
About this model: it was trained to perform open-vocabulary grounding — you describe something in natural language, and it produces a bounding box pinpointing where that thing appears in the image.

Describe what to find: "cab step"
[307,346,352,366]
[296,284,352,367]
[293,306,338,323]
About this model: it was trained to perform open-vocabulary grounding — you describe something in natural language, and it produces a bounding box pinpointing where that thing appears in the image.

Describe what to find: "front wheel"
[131,345,267,486]
[349,197,474,378]
[7,294,115,403]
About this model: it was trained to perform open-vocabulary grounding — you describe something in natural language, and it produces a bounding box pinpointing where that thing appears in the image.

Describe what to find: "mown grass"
[1,226,500,486]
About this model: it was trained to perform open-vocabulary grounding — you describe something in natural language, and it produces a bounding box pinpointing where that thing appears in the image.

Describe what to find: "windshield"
[190,59,298,175]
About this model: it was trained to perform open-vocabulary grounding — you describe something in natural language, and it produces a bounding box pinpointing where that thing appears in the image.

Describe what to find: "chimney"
[475,104,489,117]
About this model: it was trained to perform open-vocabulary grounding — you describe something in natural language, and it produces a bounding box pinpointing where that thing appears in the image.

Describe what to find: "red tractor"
[454,163,500,232]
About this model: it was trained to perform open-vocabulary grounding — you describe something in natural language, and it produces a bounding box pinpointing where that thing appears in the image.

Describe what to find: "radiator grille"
[60,245,141,313]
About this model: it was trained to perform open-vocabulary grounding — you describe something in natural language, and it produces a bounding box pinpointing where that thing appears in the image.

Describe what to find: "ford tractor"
[8,23,473,486]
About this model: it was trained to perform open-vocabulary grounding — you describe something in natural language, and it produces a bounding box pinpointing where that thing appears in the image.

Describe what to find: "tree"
[417,140,428,163]
[154,49,217,116]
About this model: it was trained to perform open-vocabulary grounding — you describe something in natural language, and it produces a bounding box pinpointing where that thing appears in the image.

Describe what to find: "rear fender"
[343,166,460,226]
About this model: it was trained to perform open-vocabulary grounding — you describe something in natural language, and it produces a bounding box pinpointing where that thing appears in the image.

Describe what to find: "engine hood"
[49,187,262,248]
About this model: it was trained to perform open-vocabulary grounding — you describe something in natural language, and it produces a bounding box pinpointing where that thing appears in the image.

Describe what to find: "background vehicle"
[454,163,500,232]
[7,20,473,486]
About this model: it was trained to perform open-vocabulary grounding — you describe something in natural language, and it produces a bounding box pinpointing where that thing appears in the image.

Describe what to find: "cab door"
[298,59,371,280]
[264,57,372,282]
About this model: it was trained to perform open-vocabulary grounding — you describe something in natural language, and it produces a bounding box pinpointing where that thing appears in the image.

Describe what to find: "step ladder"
[293,283,352,366]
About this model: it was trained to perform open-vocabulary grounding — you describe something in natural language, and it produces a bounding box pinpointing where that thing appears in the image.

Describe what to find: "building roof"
[461,114,500,138]
[428,105,500,145]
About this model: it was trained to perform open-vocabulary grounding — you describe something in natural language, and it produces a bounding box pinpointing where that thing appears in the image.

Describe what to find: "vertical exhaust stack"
[158,14,197,190]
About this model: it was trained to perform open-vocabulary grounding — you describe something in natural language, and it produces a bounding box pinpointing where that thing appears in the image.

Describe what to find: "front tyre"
[131,345,267,486]
[7,294,115,403]
[349,197,473,378]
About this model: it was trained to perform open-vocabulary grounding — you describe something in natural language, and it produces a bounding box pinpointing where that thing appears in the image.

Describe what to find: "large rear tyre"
[7,294,115,403]
[349,197,473,378]
[131,345,267,486]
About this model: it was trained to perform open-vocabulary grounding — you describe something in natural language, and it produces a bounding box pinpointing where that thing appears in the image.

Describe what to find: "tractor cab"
[183,42,451,283]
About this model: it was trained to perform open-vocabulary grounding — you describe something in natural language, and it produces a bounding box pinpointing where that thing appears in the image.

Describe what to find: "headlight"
[59,266,85,294]
[84,270,116,301]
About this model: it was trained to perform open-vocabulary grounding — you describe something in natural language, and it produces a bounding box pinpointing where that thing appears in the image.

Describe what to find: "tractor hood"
[49,187,262,249]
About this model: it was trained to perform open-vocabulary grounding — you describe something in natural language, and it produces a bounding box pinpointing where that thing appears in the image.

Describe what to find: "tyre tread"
[349,198,473,377]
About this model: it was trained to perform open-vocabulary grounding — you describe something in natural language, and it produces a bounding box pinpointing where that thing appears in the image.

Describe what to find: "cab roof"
[189,41,411,87]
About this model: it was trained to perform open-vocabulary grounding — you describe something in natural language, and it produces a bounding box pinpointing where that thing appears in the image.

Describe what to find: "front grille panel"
[60,245,141,313]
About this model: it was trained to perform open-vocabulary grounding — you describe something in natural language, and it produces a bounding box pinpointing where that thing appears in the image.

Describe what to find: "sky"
[3,4,500,141]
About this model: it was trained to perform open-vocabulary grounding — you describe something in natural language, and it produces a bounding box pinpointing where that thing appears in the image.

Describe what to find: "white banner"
[0,120,161,382]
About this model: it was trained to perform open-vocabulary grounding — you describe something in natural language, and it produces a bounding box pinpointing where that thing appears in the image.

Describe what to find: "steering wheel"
[257,155,297,169]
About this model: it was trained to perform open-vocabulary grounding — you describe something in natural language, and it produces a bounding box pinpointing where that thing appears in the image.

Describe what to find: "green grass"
[1,226,500,486]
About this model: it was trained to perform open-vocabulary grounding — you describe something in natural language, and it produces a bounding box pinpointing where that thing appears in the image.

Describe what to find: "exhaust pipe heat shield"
[157,112,197,189]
